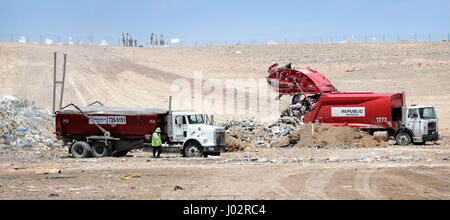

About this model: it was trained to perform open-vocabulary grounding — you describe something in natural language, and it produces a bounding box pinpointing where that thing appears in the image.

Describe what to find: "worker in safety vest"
[152,127,163,158]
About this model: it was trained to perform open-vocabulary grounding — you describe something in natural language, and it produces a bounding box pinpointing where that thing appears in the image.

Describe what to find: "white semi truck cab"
[396,105,439,145]
[166,111,226,157]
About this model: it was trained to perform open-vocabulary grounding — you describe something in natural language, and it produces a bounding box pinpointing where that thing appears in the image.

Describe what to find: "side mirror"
[176,117,183,125]
[210,115,215,125]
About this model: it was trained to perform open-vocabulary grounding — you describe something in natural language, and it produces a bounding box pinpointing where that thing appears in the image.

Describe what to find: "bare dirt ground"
[0,139,448,200]
[1,42,449,200]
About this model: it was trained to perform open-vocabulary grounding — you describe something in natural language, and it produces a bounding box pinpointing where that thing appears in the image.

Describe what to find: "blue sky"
[1,0,449,45]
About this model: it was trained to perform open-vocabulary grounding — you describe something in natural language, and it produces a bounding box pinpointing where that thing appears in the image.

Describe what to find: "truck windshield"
[187,114,205,124]
[419,107,437,119]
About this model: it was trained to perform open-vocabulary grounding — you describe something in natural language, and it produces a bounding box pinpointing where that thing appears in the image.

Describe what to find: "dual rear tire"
[70,141,112,158]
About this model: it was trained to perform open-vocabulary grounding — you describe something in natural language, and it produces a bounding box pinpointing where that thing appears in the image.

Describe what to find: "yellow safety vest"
[152,133,162,147]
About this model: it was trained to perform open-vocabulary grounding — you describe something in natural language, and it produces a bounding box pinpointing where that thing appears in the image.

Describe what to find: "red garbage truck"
[267,63,439,145]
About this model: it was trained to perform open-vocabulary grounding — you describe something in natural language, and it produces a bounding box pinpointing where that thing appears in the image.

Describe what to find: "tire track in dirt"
[415,171,450,183]
[385,173,450,200]
[354,169,387,200]
[304,169,337,200]
[68,74,87,106]
[267,168,299,199]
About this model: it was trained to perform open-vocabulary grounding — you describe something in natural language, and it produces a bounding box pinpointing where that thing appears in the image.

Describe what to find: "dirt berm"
[273,123,388,149]
[226,134,250,152]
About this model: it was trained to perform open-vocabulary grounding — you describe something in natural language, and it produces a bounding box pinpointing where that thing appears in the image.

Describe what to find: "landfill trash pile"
[0,95,63,162]
[272,123,389,149]
[219,116,303,148]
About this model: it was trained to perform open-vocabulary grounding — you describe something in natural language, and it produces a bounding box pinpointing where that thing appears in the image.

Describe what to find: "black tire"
[204,152,221,157]
[413,141,426,146]
[184,141,203,158]
[396,132,412,146]
[91,142,111,158]
[71,141,91,158]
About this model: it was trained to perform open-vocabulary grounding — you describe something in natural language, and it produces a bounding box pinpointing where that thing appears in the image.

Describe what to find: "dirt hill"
[0,42,449,136]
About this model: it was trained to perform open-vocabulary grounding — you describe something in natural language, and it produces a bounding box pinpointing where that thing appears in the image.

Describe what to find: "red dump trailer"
[55,105,168,157]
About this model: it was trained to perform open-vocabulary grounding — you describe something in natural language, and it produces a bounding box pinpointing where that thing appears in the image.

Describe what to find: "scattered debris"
[346,67,362,72]
[121,174,141,180]
[35,168,61,175]
[174,186,184,191]
[48,193,60,198]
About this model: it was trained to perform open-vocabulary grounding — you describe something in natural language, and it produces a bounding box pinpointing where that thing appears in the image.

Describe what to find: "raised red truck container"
[303,92,404,133]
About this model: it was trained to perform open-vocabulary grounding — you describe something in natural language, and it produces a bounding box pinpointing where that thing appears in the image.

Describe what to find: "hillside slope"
[0,42,449,134]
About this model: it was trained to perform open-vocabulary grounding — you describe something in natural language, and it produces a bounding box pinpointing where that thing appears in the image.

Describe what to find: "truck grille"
[428,122,437,135]
[215,130,226,146]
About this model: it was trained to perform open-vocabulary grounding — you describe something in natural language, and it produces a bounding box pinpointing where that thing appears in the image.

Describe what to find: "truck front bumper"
[202,145,226,153]
[423,132,439,142]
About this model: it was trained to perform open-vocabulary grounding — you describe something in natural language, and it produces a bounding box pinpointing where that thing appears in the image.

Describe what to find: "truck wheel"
[396,132,412,146]
[71,142,91,158]
[91,142,111,158]
[184,142,203,158]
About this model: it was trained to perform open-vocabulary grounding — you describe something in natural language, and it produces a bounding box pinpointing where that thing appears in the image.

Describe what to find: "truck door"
[173,115,187,142]
[406,108,420,138]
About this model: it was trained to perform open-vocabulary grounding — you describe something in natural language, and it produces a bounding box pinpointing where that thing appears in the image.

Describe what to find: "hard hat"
[155,127,161,132]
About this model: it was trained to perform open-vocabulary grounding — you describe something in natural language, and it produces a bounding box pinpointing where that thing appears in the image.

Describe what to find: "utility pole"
[52,52,68,112]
